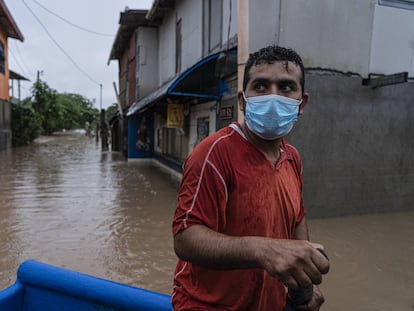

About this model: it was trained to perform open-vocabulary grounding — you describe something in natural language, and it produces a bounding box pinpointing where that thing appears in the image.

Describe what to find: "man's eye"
[254,84,266,92]
[280,84,295,93]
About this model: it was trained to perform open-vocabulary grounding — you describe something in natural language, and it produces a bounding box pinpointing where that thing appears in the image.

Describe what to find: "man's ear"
[298,92,309,116]
[238,91,246,113]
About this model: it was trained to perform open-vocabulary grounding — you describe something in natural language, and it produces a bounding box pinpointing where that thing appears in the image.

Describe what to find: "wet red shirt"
[172,123,306,311]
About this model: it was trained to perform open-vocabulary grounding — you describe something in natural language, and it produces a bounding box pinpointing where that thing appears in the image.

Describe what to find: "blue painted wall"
[128,114,154,159]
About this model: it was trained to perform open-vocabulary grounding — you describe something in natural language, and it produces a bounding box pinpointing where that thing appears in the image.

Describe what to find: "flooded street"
[0,132,413,310]
[0,132,179,294]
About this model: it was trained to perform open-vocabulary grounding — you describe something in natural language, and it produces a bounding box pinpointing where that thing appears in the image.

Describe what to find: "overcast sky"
[6,0,154,109]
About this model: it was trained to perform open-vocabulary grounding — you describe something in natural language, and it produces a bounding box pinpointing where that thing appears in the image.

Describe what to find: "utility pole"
[237,0,248,122]
[99,83,103,110]
[37,70,43,82]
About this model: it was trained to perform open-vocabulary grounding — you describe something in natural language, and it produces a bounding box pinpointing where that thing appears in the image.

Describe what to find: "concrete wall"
[188,101,217,153]
[158,13,176,84]
[137,27,158,99]
[287,73,414,217]
[371,5,414,76]
[0,100,11,151]
[249,0,414,79]
[281,0,374,76]
[176,0,203,70]
[158,1,203,85]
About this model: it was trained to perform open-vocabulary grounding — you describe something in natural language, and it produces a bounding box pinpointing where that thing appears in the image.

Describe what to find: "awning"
[9,70,29,81]
[127,78,175,116]
[127,50,236,116]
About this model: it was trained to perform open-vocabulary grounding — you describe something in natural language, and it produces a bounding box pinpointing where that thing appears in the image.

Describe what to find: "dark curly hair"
[242,45,305,94]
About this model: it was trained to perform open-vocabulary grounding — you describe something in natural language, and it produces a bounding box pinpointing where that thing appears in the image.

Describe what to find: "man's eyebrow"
[251,77,298,85]
[278,78,299,85]
[250,77,271,84]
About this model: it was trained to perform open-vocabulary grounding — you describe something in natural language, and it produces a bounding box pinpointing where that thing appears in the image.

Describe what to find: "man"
[172,45,329,311]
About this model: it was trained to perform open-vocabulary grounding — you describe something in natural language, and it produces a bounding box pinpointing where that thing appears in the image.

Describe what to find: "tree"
[32,80,61,135]
[12,80,101,146]
[56,93,99,130]
[11,98,42,147]
[31,80,99,134]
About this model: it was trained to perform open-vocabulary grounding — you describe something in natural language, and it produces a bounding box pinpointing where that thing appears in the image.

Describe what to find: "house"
[108,9,150,156]
[109,1,237,174]
[0,0,24,151]
[110,0,414,217]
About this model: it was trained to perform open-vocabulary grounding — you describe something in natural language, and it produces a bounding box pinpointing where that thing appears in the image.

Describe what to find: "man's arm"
[294,217,309,240]
[174,224,329,289]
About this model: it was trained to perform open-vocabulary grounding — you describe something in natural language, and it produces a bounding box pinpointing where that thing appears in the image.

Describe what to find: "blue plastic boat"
[0,259,172,310]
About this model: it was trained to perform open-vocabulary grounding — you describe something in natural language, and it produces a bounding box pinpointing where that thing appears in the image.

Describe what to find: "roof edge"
[0,1,24,41]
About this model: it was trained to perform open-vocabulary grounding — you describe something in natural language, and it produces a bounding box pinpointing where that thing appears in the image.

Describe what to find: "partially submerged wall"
[289,72,414,217]
[0,100,11,151]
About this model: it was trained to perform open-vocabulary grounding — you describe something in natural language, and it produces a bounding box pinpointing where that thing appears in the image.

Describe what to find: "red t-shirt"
[172,123,306,311]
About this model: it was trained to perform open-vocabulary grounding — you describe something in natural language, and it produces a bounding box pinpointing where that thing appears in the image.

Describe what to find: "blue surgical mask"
[243,93,302,140]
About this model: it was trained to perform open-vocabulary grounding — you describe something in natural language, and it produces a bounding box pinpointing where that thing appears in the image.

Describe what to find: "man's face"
[240,60,308,114]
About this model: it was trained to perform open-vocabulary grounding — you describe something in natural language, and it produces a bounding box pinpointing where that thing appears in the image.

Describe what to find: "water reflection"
[0,132,413,310]
[0,133,179,294]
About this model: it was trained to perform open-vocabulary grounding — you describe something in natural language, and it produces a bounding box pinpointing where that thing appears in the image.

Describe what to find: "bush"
[12,100,42,147]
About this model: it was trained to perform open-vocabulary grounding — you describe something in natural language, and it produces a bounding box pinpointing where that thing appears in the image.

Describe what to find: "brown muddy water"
[0,132,413,310]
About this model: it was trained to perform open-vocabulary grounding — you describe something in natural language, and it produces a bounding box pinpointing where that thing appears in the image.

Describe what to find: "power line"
[21,0,101,87]
[9,41,36,79]
[29,0,114,37]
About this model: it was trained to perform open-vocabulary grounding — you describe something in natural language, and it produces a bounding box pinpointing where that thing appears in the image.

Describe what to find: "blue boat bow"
[0,259,172,311]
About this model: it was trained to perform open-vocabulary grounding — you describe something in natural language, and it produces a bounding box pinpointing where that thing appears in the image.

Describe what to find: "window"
[0,42,5,75]
[379,0,414,10]
[176,18,182,74]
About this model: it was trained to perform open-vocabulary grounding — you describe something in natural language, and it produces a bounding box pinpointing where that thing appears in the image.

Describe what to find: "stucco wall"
[288,73,414,217]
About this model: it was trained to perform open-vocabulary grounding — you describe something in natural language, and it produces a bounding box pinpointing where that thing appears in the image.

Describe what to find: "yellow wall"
[0,29,9,101]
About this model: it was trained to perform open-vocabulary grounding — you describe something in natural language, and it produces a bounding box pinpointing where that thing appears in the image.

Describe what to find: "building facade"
[0,0,24,151]
[124,0,238,172]
[247,0,414,217]
[110,0,414,217]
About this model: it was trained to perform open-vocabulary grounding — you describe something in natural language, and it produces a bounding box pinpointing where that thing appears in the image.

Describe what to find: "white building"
[114,0,413,217]
[126,0,238,170]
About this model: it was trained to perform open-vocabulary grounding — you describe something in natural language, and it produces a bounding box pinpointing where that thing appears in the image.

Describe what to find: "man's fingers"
[282,275,300,289]
[303,263,323,285]
[311,247,330,275]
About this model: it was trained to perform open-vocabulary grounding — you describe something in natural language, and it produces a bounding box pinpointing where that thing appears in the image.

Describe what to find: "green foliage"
[32,80,60,135]
[31,80,99,134]
[56,93,99,130]
[12,98,42,147]
[12,80,101,146]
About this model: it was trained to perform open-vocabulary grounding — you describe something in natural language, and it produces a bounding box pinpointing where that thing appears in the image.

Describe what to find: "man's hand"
[257,239,330,289]
[295,285,325,311]
[174,225,329,289]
